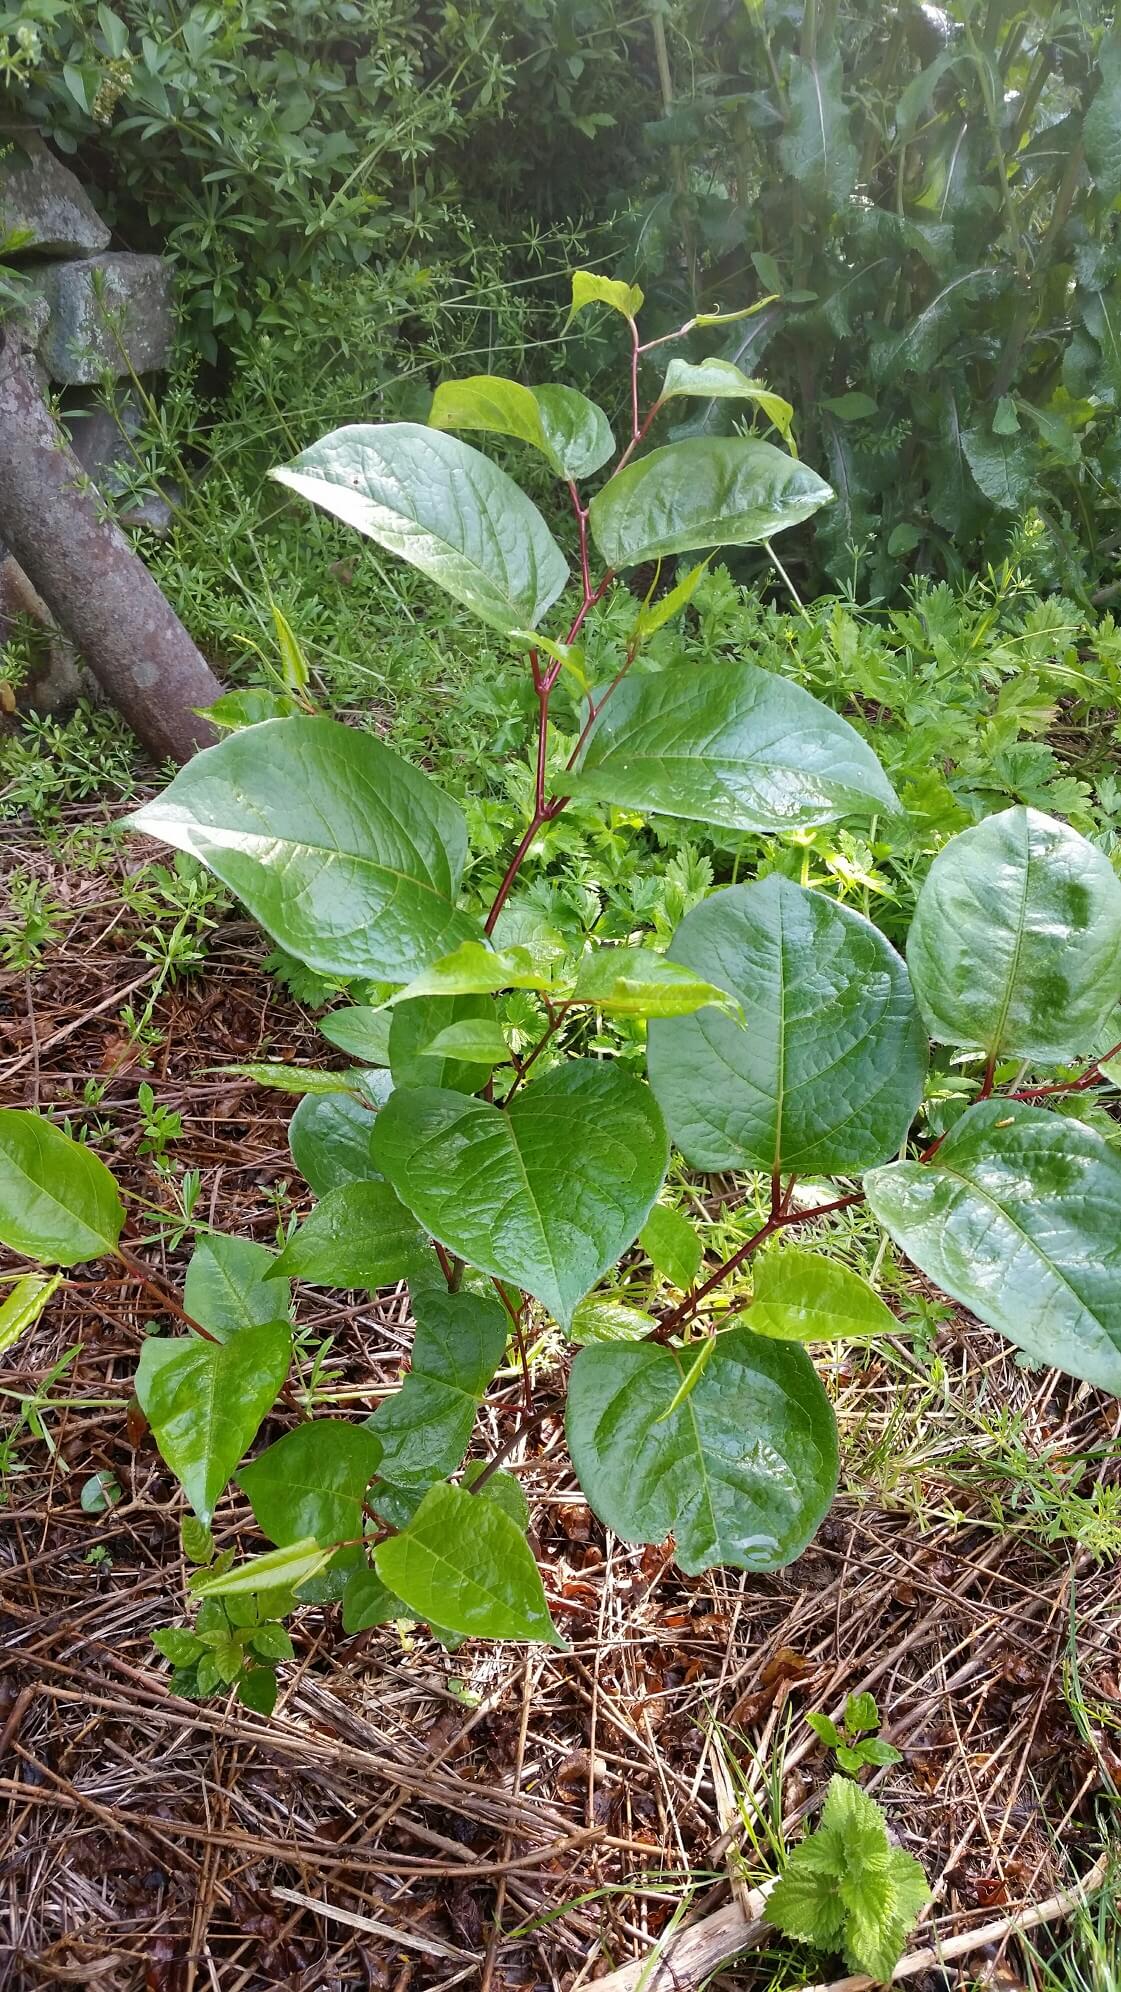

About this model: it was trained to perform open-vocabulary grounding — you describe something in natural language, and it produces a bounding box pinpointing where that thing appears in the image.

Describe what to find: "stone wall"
[1,127,177,706]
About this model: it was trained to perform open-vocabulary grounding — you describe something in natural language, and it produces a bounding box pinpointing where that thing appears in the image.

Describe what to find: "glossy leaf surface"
[136,1320,292,1523]
[272,423,568,632]
[367,1287,508,1488]
[588,438,832,568]
[288,1087,385,1196]
[268,1181,427,1288]
[748,1247,896,1342]
[191,1537,332,1596]
[0,1272,63,1355]
[377,940,552,1007]
[389,992,500,1094]
[864,1099,1121,1394]
[906,807,1121,1063]
[0,1110,123,1267]
[429,374,615,479]
[648,877,926,1173]
[373,1060,668,1329]
[184,1234,289,1342]
[567,1328,838,1573]
[375,1481,563,1644]
[419,1018,510,1065]
[567,664,899,832]
[127,717,477,984]
[239,1420,382,1547]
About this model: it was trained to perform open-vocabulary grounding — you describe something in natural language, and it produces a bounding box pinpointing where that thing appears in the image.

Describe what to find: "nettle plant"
[4,272,1121,1685]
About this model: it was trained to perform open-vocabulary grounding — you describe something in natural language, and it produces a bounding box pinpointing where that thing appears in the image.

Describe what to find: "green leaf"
[907,807,1121,1064]
[289,1088,384,1197]
[376,940,552,1008]
[570,947,737,1019]
[568,1296,657,1343]
[463,1462,530,1531]
[778,54,858,209]
[184,1234,289,1342]
[181,1516,214,1565]
[835,1743,868,1775]
[268,1182,427,1289]
[373,1061,668,1330]
[658,360,795,446]
[238,1667,279,1716]
[568,269,644,322]
[81,1470,120,1513]
[0,1111,124,1266]
[857,1737,903,1767]
[766,1775,929,1981]
[648,877,926,1173]
[367,1287,508,1488]
[641,1204,702,1291]
[271,423,568,634]
[820,392,877,421]
[807,1711,844,1749]
[152,1626,204,1666]
[865,1099,1121,1395]
[632,559,710,640]
[341,1567,405,1632]
[567,664,899,833]
[748,1248,896,1343]
[419,1018,511,1066]
[567,1326,838,1575]
[390,992,502,1093]
[1085,46,1121,200]
[319,1006,393,1066]
[588,438,831,568]
[374,1481,563,1644]
[0,1272,63,1355]
[248,1620,294,1662]
[270,597,309,695]
[239,1420,382,1548]
[845,1690,879,1734]
[218,1062,356,1096]
[429,375,615,480]
[961,425,1035,510]
[135,1320,292,1524]
[126,716,477,985]
[208,688,299,730]
[874,270,1003,383]
[192,1537,333,1596]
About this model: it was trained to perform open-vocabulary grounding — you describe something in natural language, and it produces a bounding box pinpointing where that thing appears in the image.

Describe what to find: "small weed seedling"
[807,1692,903,1777]
[2,273,1121,1676]
[766,1775,929,1980]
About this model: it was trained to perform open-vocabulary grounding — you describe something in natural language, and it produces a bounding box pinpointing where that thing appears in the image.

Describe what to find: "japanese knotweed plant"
[4,272,1121,1664]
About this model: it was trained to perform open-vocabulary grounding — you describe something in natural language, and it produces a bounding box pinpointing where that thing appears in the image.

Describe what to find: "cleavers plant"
[4,273,1121,1672]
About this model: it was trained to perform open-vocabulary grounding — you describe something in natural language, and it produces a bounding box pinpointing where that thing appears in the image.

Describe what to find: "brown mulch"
[2,824,1120,1992]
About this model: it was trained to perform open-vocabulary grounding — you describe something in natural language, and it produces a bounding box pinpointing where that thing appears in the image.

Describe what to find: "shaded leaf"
[641,1204,702,1291]
[367,1287,508,1487]
[0,1110,123,1266]
[239,1420,382,1547]
[319,1006,393,1066]
[288,1088,385,1196]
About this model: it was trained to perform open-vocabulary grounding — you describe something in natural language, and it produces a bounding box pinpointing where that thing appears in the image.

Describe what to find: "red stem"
[1009,1039,1121,1100]
[629,317,641,440]
[657,1186,863,1336]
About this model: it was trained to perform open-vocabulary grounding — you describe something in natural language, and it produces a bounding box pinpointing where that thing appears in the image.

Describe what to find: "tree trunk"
[0,331,223,762]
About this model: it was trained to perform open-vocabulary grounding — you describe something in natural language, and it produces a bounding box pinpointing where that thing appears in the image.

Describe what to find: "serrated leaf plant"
[766,1774,929,1980]
[4,274,1121,1676]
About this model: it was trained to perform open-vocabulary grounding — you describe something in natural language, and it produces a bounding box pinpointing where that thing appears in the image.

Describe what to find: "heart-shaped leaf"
[238,1420,383,1547]
[429,375,615,479]
[648,877,926,1173]
[184,1234,290,1342]
[136,1320,292,1523]
[567,664,899,832]
[588,438,832,568]
[318,1006,393,1066]
[373,1060,668,1329]
[268,1181,428,1288]
[367,1287,509,1488]
[374,1481,563,1644]
[0,1110,123,1266]
[864,1099,1121,1394]
[907,806,1121,1063]
[271,423,568,632]
[567,1328,838,1573]
[126,716,478,985]
[748,1248,896,1341]
[389,992,501,1094]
